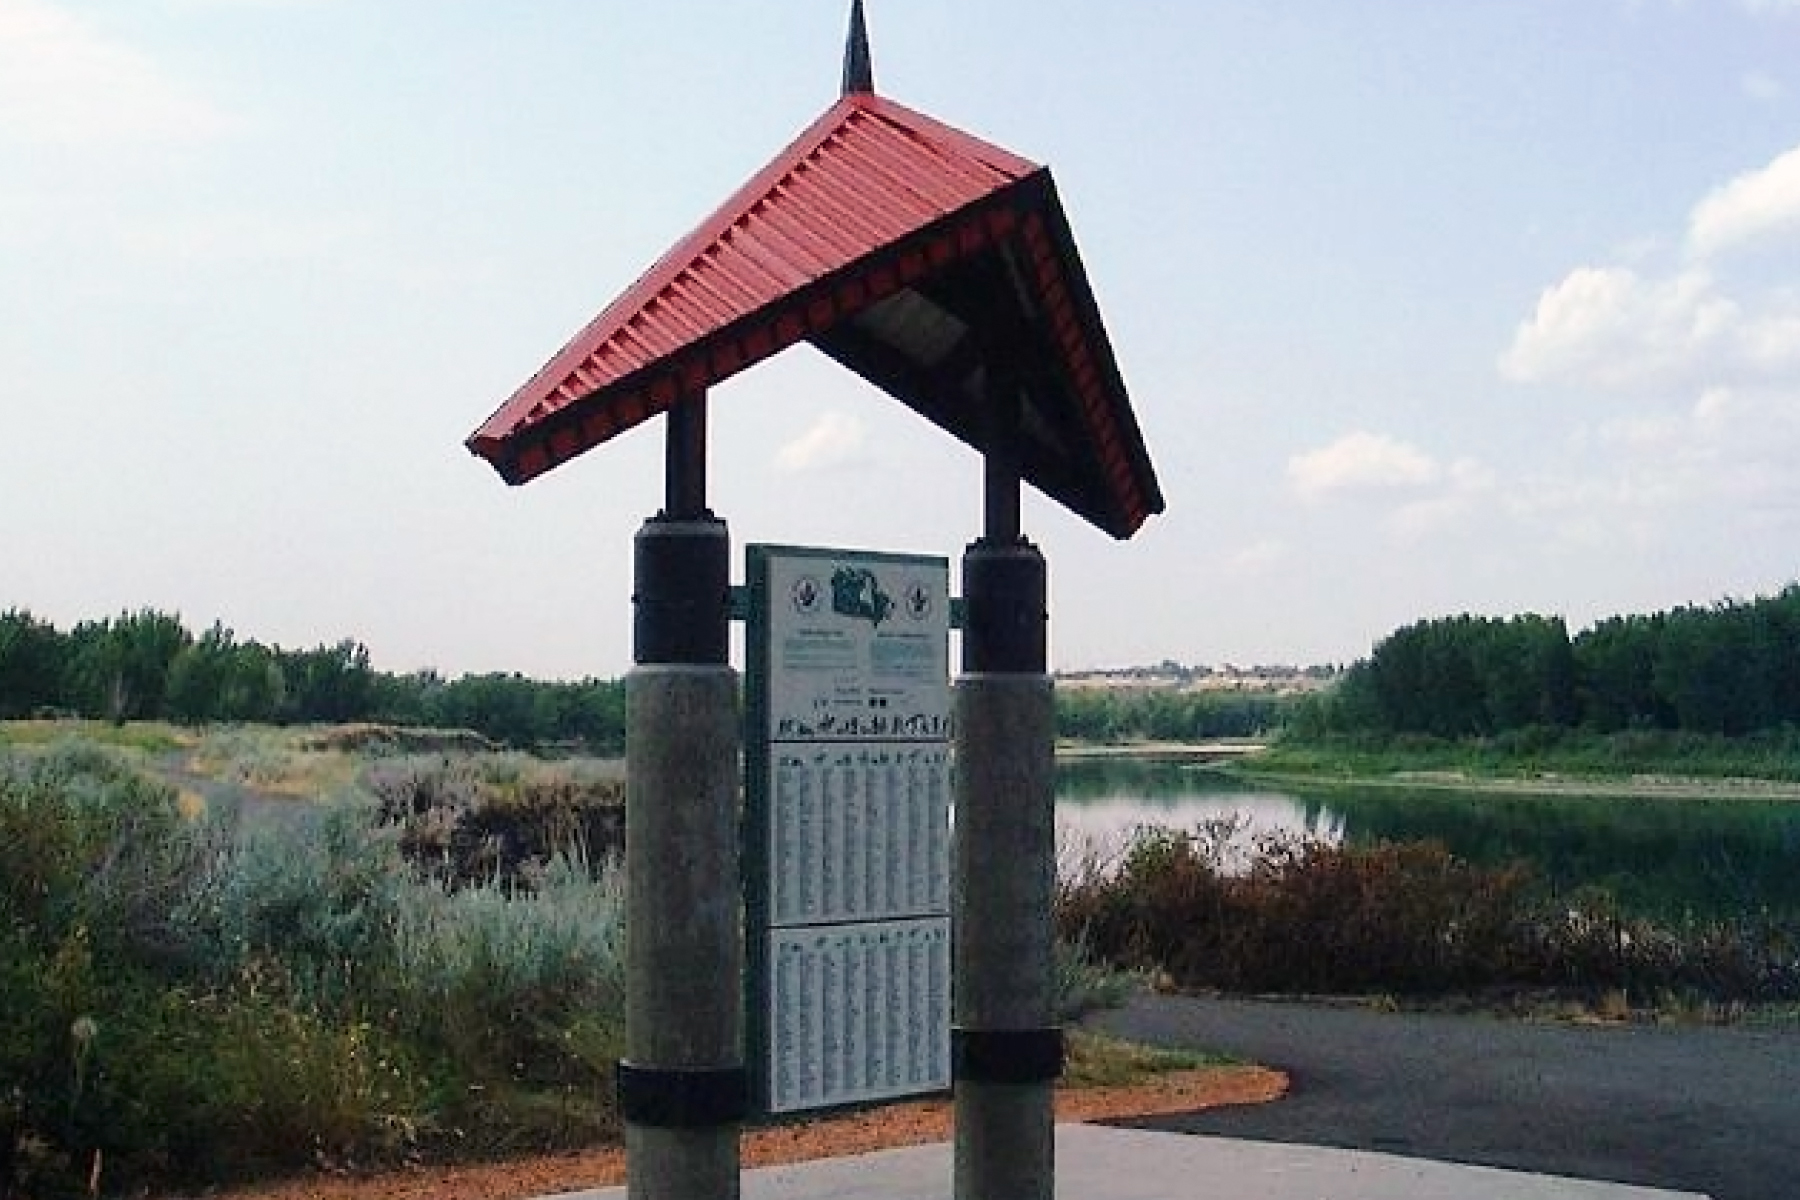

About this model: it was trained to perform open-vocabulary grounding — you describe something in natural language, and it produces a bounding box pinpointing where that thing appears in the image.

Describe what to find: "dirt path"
[1094,993,1800,1200]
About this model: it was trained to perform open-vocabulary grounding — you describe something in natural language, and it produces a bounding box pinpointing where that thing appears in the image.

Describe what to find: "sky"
[3,1,1799,681]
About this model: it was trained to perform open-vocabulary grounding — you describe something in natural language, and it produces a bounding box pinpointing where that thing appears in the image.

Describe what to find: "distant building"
[1056,662,1338,696]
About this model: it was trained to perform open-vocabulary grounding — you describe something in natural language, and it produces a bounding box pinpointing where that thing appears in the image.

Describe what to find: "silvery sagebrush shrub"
[383,845,626,1079]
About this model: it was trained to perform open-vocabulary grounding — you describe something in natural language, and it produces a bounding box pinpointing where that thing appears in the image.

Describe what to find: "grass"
[188,725,327,795]
[0,718,192,755]
[1248,728,1800,789]
[1060,1030,1222,1089]
[3,722,1339,1195]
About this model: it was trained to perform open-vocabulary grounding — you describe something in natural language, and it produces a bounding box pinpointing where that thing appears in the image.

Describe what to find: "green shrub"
[383,849,626,1081]
[1,742,632,1193]
[0,742,195,958]
[175,796,411,1009]
[1052,932,1139,1020]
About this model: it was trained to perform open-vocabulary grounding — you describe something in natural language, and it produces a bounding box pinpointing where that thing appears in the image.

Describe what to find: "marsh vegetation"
[0,725,1130,1197]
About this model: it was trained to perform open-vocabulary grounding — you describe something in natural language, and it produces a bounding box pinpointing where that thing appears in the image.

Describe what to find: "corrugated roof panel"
[839,125,968,211]
[788,174,890,248]
[761,192,866,262]
[469,93,1038,454]
[468,85,1161,540]
[737,215,828,280]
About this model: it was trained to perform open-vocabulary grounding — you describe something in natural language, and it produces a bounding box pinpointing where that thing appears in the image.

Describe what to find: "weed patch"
[1058,822,1800,1003]
[1060,1031,1219,1089]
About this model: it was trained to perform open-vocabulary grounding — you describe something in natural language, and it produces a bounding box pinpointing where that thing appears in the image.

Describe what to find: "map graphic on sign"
[830,566,894,626]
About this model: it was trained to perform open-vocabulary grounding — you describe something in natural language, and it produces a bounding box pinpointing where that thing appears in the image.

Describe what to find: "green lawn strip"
[1232,746,1800,800]
[1060,1029,1232,1089]
[0,718,191,754]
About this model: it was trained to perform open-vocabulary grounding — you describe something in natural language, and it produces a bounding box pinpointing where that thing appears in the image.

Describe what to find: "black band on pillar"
[633,517,730,665]
[952,1027,1065,1084]
[961,539,1047,674]
[616,1063,749,1128]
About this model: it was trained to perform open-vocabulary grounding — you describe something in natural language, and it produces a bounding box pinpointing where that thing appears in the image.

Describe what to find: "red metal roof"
[468,88,1162,539]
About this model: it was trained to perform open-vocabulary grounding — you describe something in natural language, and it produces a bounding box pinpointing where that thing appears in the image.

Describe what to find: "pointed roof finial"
[842,0,875,96]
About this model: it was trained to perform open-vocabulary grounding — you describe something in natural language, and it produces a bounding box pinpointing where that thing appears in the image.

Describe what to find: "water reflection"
[1054,756,1800,920]
[1054,758,1343,870]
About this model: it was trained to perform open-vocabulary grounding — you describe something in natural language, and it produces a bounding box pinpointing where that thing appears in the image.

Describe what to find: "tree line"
[1056,686,1293,743]
[0,608,625,751]
[1298,584,1800,739]
[10,583,1797,749]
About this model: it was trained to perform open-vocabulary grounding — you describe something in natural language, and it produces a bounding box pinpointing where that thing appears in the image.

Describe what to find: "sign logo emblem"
[791,575,823,615]
[905,581,932,621]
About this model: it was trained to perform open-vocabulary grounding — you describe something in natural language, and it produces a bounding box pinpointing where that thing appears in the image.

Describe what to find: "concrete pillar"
[953,537,1060,1200]
[621,513,744,1200]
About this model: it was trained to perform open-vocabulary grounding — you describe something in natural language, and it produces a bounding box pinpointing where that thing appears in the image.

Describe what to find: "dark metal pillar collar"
[633,515,730,666]
[961,537,1047,675]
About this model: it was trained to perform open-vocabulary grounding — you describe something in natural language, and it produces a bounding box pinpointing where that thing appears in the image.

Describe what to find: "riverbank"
[1056,739,1265,762]
[1055,735,1800,801]
[1231,764,1800,802]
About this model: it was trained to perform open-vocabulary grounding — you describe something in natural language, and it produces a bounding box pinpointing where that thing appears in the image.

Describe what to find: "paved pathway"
[547,1126,1708,1200]
[1093,994,1800,1200]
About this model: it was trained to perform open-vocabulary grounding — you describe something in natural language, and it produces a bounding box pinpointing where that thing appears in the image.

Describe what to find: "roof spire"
[842,0,875,95]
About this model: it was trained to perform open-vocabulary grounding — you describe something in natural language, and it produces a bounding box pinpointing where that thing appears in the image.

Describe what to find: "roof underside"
[467,91,1162,539]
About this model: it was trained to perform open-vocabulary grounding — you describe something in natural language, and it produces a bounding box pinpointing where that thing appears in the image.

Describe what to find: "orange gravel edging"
[186,1065,1286,1200]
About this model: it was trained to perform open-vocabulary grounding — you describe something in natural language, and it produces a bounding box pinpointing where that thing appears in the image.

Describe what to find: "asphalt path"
[1091,994,1800,1200]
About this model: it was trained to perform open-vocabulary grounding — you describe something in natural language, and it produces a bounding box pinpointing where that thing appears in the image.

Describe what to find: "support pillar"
[953,534,1059,1200]
[622,395,744,1200]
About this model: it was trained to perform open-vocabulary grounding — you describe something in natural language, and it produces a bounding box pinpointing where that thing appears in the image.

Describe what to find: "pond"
[1055,757,1800,922]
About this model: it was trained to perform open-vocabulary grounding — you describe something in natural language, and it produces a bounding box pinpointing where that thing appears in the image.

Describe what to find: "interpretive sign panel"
[745,545,952,1115]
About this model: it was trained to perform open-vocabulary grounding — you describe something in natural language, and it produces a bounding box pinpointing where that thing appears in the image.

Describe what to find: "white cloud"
[1502,262,1800,392]
[1499,266,1740,389]
[775,411,867,474]
[1688,143,1800,259]
[1287,431,1441,500]
[0,0,237,144]
[1503,140,1800,406]
[166,0,322,8]
[1739,308,1800,373]
[1577,383,1800,526]
[1286,434,1500,544]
